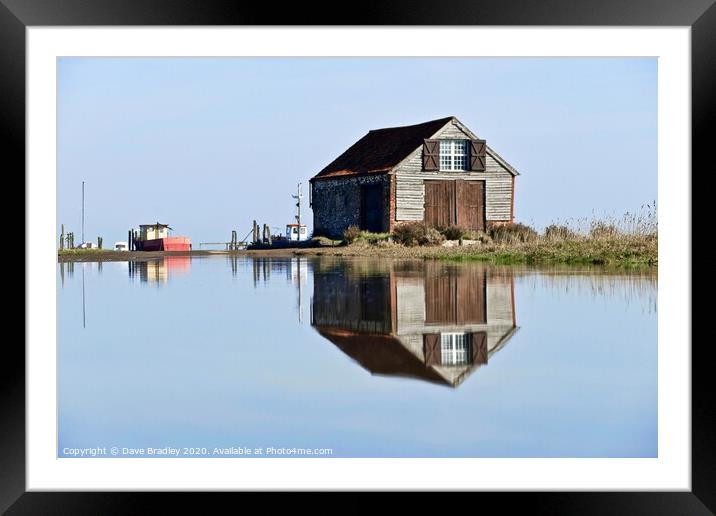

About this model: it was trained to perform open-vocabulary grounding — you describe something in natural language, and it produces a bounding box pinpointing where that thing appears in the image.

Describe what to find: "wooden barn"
[309,116,519,238]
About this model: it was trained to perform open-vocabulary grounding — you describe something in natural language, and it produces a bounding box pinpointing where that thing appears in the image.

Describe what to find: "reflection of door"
[424,180,485,231]
[425,269,486,324]
[456,268,486,324]
[361,184,383,232]
[425,274,457,324]
[360,275,391,325]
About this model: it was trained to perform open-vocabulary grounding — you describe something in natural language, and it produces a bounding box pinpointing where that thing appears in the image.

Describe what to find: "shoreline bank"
[58,237,657,267]
[57,249,309,262]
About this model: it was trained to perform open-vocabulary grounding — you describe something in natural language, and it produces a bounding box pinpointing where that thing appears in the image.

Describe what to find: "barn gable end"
[393,118,516,223]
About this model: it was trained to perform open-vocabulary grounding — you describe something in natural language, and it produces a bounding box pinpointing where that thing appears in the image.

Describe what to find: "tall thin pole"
[297,257,303,324]
[82,265,86,329]
[292,182,302,225]
[81,181,85,244]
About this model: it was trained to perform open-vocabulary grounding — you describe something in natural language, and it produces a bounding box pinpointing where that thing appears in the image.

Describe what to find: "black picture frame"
[4,0,708,512]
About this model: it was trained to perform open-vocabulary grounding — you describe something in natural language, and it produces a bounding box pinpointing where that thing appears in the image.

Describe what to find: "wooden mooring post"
[263,224,272,245]
[252,220,259,243]
[225,230,237,251]
[128,229,138,251]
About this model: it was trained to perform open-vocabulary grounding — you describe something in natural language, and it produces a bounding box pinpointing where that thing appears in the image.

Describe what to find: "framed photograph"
[6,0,709,512]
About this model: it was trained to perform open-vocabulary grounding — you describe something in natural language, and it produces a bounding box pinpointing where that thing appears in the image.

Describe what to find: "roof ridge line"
[367,116,455,133]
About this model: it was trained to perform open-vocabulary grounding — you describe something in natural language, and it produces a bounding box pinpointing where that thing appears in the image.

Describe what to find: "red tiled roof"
[312,116,454,180]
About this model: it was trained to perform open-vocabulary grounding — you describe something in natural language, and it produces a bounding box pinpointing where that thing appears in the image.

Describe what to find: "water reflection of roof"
[315,326,453,386]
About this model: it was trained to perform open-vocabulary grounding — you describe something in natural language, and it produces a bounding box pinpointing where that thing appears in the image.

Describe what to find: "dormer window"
[439,140,468,171]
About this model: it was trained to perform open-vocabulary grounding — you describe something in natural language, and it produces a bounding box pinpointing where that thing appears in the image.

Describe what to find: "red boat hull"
[136,237,191,251]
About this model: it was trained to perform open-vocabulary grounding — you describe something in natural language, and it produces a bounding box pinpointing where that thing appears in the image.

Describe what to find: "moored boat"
[133,222,192,251]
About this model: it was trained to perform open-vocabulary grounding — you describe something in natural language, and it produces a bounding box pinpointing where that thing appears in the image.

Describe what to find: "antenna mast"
[291,183,303,225]
[81,181,85,243]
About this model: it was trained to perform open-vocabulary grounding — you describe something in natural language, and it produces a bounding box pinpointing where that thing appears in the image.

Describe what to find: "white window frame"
[439,139,469,171]
[440,332,471,366]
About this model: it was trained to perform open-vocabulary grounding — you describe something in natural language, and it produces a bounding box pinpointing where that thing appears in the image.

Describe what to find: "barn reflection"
[311,260,518,388]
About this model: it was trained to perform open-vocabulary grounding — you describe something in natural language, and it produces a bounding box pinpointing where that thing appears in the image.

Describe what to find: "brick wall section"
[388,174,397,233]
[311,174,391,239]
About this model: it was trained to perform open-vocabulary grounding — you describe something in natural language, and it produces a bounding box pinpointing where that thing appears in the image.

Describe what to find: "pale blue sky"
[58,57,657,243]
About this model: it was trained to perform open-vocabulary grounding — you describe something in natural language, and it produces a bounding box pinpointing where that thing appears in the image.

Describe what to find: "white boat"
[285,224,309,242]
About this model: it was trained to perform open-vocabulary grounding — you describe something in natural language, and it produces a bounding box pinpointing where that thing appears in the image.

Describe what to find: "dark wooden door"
[361,184,384,232]
[456,180,485,232]
[424,181,454,228]
[425,180,485,231]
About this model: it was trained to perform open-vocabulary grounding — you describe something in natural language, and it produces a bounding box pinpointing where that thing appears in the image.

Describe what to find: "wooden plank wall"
[394,266,515,337]
[394,121,514,222]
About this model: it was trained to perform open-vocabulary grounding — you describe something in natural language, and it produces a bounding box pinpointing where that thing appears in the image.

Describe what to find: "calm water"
[58,256,657,458]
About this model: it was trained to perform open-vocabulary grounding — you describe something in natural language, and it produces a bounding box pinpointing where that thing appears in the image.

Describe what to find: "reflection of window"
[441,332,471,365]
